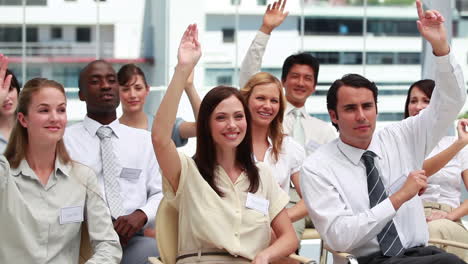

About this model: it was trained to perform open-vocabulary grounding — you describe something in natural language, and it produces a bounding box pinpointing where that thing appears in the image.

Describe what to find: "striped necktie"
[361,151,404,257]
[96,126,125,219]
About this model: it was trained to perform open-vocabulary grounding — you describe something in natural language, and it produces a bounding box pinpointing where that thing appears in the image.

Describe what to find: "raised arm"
[178,70,201,139]
[423,120,468,176]
[152,24,201,192]
[397,0,465,164]
[239,0,288,88]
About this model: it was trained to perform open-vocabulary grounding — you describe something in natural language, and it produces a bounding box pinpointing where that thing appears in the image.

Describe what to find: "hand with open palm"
[415,0,449,56]
[260,0,289,35]
[177,24,202,70]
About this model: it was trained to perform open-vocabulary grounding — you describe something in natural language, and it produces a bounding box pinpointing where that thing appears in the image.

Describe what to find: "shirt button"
[234,232,239,236]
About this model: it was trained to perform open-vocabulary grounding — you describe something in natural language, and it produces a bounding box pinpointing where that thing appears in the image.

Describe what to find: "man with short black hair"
[301,2,467,264]
[65,60,161,264]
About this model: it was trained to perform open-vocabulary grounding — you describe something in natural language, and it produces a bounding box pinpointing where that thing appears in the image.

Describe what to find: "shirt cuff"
[139,204,156,228]
[434,49,454,73]
[255,30,271,44]
[370,198,396,223]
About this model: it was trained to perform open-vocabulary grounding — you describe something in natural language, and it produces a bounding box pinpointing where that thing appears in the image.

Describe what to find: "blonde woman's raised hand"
[260,0,289,34]
[415,0,449,56]
[177,24,202,69]
[0,54,12,103]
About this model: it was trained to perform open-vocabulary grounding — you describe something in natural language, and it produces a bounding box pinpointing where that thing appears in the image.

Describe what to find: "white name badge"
[120,168,142,180]
[245,193,269,215]
[60,206,84,225]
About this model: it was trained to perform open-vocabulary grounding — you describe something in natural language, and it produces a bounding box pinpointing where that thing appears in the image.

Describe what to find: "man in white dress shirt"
[239,0,336,152]
[301,2,467,264]
[64,60,161,264]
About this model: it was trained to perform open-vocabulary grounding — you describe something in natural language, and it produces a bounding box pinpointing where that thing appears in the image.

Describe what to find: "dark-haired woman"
[117,63,199,147]
[152,24,297,264]
[0,55,122,263]
[0,69,20,153]
[405,79,468,261]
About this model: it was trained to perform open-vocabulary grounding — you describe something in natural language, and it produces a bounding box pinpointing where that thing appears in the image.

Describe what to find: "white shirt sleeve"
[300,157,396,252]
[387,52,466,166]
[138,145,163,228]
[239,31,270,88]
[286,137,305,176]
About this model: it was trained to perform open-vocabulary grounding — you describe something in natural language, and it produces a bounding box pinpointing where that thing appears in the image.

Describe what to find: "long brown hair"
[4,78,71,168]
[404,79,434,119]
[117,64,149,87]
[194,86,259,196]
[241,72,286,162]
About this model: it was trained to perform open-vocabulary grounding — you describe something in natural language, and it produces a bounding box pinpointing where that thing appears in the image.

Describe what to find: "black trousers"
[357,246,466,264]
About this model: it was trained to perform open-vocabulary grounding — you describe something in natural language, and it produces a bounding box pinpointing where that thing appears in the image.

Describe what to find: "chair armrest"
[429,238,468,250]
[302,228,321,240]
[289,253,316,264]
[323,245,359,264]
[148,257,163,264]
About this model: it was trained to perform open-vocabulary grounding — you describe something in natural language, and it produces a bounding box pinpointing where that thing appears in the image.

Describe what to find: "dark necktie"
[361,151,404,256]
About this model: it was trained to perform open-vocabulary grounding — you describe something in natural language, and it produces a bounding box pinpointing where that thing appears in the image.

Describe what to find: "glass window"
[0,0,46,5]
[257,0,267,5]
[231,0,240,5]
[52,66,82,88]
[222,28,235,43]
[302,18,363,36]
[51,27,63,40]
[341,52,363,65]
[76,27,91,42]
[205,68,234,86]
[0,26,37,42]
[367,52,394,65]
[397,52,420,64]
[26,27,38,42]
[0,27,21,42]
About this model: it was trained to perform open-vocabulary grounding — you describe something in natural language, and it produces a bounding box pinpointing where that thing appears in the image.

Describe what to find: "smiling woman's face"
[119,74,149,114]
[19,87,67,145]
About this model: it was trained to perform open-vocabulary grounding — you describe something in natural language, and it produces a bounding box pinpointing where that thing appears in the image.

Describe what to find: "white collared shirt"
[283,102,337,152]
[64,116,162,227]
[255,136,305,193]
[239,31,337,152]
[421,136,468,208]
[301,52,465,264]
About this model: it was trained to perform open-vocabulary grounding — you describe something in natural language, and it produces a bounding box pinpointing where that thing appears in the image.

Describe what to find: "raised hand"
[457,119,468,145]
[0,54,12,103]
[177,24,202,69]
[415,0,449,56]
[260,0,289,35]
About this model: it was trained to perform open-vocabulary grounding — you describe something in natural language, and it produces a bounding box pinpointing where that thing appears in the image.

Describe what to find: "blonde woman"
[0,55,121,264]
[240,72,307,224]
